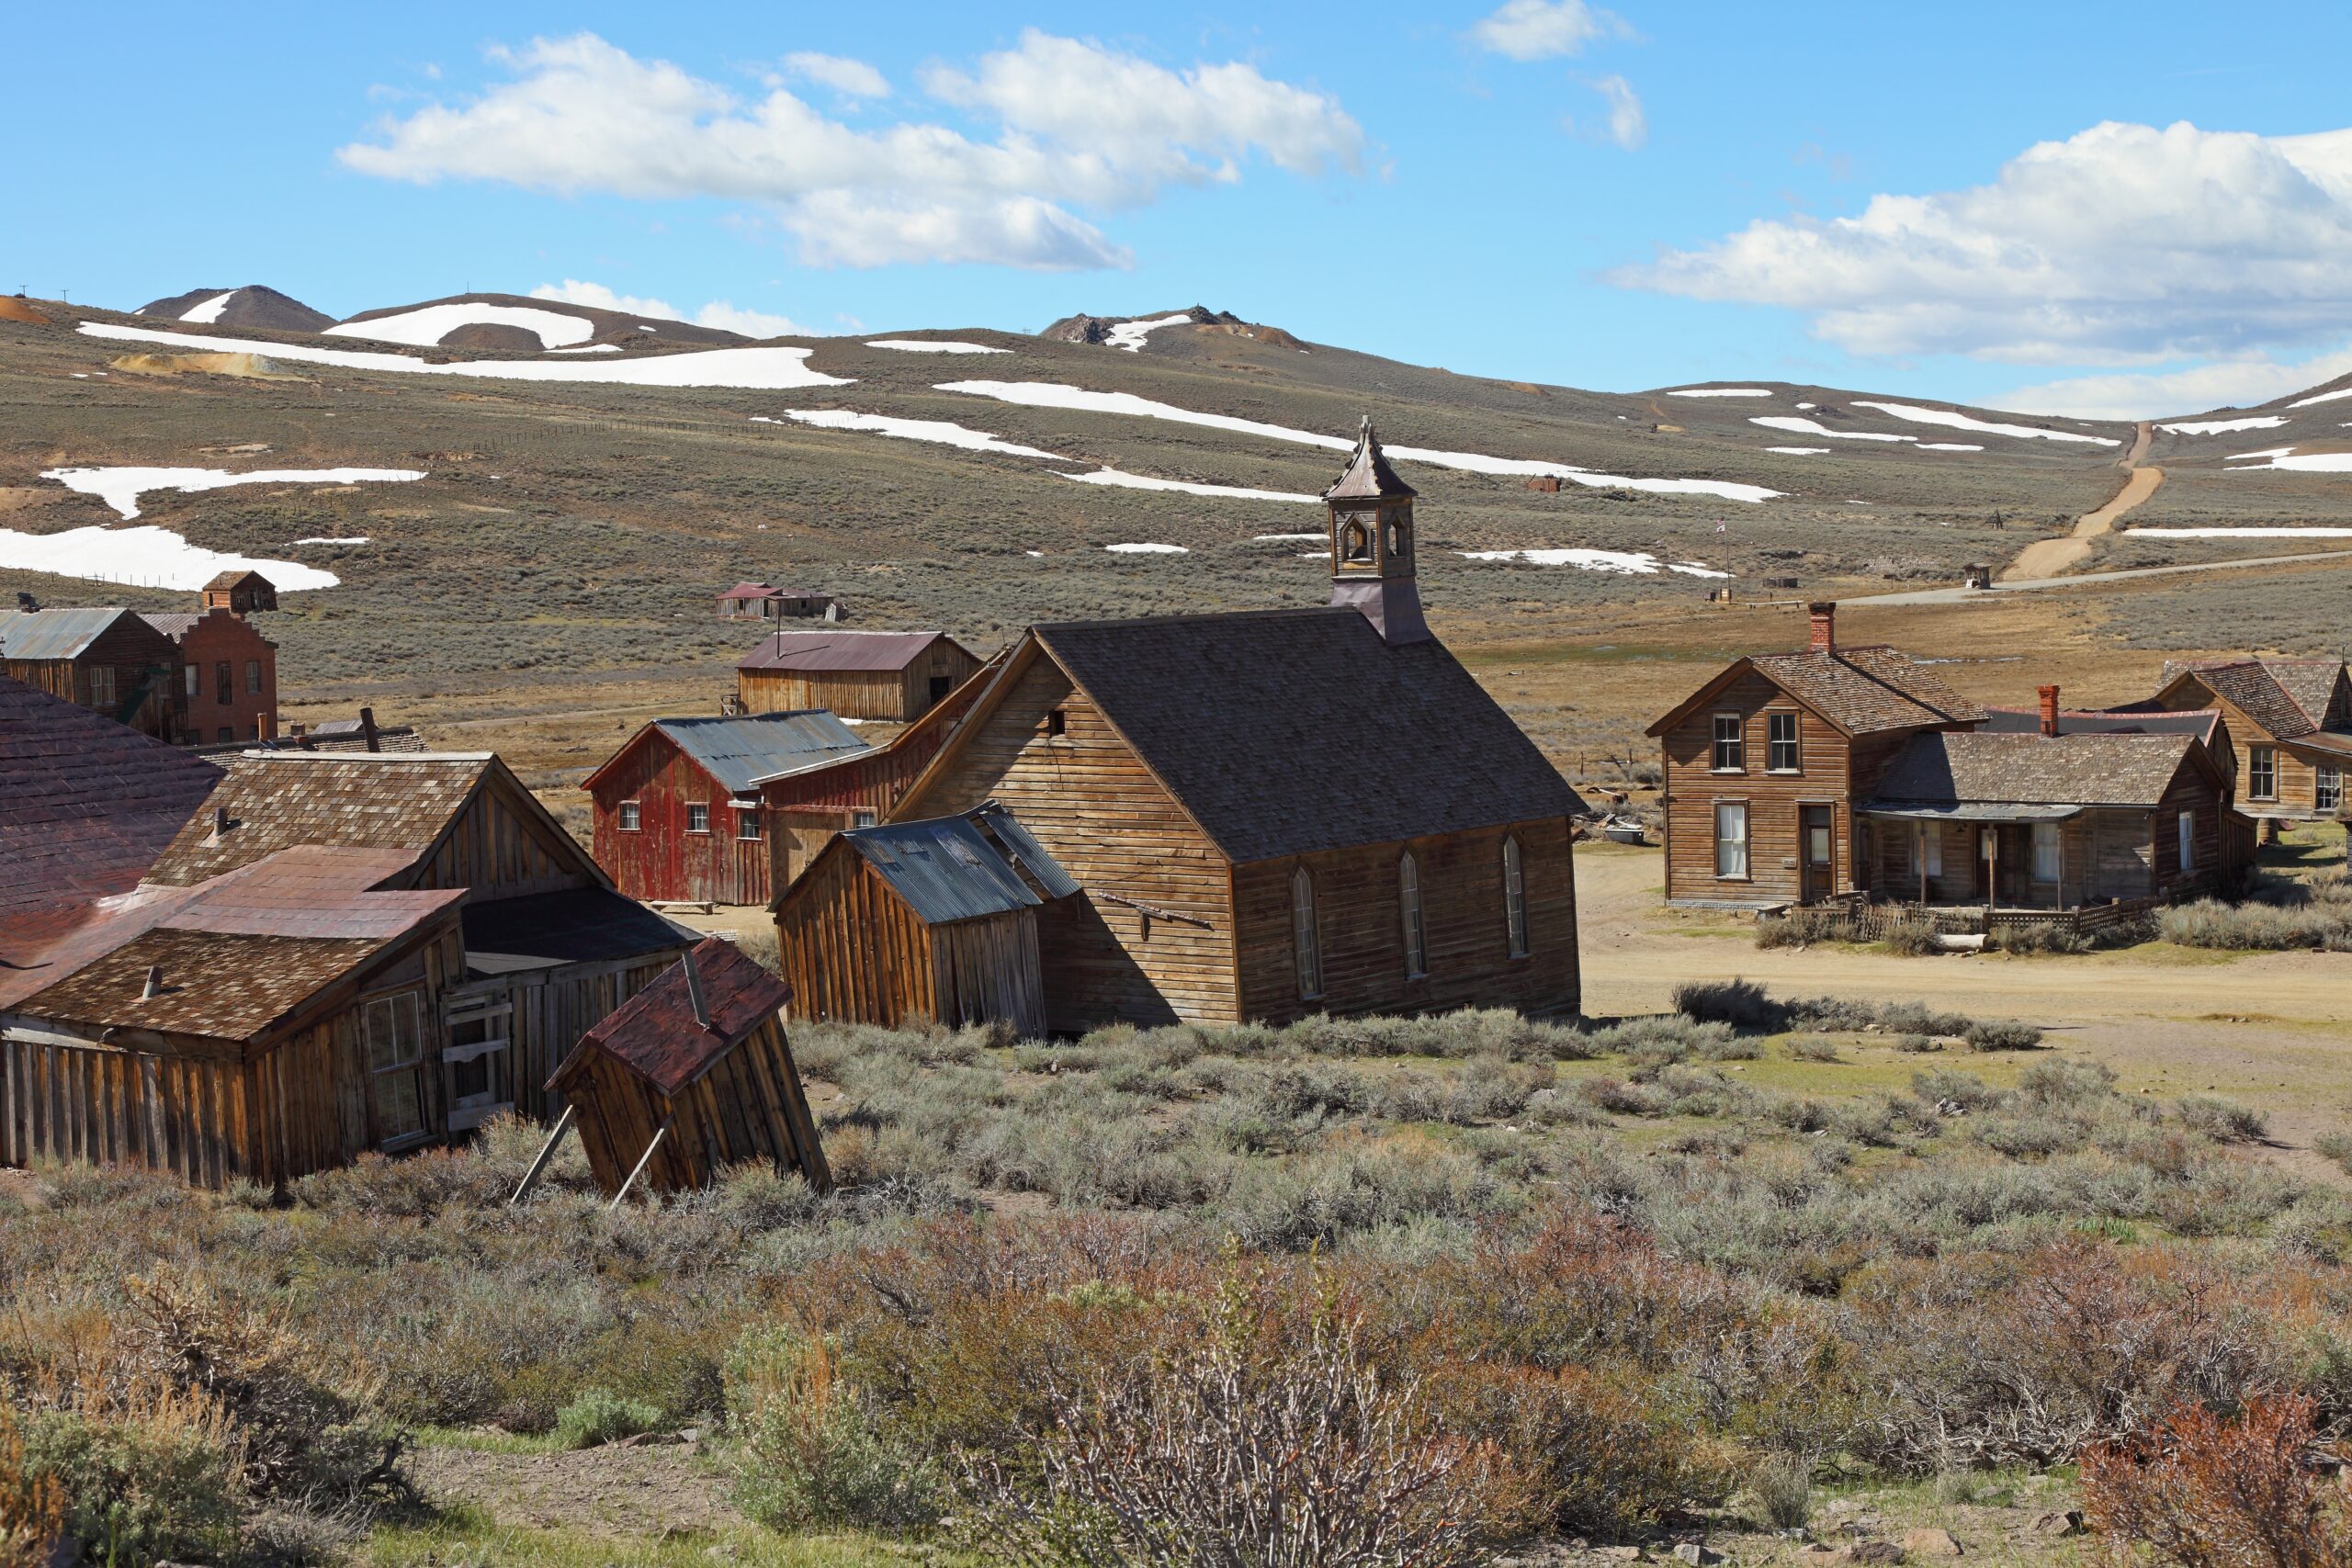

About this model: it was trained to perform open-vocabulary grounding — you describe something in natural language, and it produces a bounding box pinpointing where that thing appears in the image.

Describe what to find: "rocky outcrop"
[134,286,334,333]
[1040,305,1248,344]
[437,321,549,354]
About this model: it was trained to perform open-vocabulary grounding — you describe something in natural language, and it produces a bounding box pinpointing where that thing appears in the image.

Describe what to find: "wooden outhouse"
[775,805,1079,1036]
[548,937,828,1199]
[737,630,982,722]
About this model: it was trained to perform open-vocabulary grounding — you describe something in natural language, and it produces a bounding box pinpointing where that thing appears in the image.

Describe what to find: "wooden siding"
[566,1014,829,1197]
[775,845,939,1028]
[894,657,1238,1030]
[5,616,180,742]
[930,912,1046,1037]
[1661,672,1864,905]
[2,1037,248,1188]
[460,957,675,1123]
[413,773,600,904]
[739,642,981,722]
[590,736,770,906]
[1232,820,1580,1024]
[2148,684,2342,819]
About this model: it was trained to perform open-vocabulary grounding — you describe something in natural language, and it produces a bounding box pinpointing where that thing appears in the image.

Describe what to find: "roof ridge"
[1827,648,1964,723]
[1039,606,1351,634]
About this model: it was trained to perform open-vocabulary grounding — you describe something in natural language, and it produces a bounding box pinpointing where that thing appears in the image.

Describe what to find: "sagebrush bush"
[1673,978,1785,1032]
[2158,897,2352,952]
[16,1400,243,1568]
[729,1325,942,1533]
[1963,1019,2045,1052]
[1746,1450,1814,1529]
[552,1388,663,1450]
[2316,1131,2352,1176]
[2172,1097,2270,1145]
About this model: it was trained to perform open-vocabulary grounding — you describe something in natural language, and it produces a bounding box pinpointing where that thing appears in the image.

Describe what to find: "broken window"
[364,990,429,1145]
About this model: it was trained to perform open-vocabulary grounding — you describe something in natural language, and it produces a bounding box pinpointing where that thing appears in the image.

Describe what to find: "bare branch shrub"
[2082,1394,2350,1568]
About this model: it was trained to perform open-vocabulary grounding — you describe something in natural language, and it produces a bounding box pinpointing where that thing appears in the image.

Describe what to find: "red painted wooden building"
[585,711,871,907]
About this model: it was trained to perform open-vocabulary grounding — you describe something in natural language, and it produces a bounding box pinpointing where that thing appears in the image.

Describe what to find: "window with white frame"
[2318,764,2343,814]
[2032,821,2062,882]
[618,801,640,831]
[2178,809,2195,873]
[1398,852,1427,978]
[1502,836,1528,958]
[1713,801,1749,879]
[1292,867,1323,999]
[1767,712,1801,773]
[1919,824,1943,880]
[738,807,763,840]
[686,803,711,834]
[363,990,429,1145]
[2250,745,2278,800]
[1712,715,1745,773]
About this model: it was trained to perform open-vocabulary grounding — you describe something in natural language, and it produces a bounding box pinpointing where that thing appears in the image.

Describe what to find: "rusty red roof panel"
[554,936,789,1098]
[737,630,965,673]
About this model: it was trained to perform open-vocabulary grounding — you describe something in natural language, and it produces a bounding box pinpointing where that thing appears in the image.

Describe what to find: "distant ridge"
[135,286,333,333]
[331,292,749,352]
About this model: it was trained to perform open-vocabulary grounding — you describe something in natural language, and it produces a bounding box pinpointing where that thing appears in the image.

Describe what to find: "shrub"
[729,1325,941,1532]
[2082,1394,2347,1568]
[551,1389,663,1450]
[1785,1038,1840,1063]
[2316,1132,2352,1177]
[1878,919,1941,957]
[1963,1020,2045,1052]
[1992,921,2093,955]
[16,1401,243,1568]
[2174,1098,2271,1145]
[1673,978,1785,1032]
[1755,908,1856,949]
[0,1407,62,1568]
[1747,1450,1814,1529]
[2159,899,2352,953]
[1894,1033,1939,1054]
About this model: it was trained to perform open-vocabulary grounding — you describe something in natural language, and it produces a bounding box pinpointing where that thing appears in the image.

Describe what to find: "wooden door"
[1800,806,1834,902]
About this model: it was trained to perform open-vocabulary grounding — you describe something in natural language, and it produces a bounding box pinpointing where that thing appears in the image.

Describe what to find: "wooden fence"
[1801,891,2163,941]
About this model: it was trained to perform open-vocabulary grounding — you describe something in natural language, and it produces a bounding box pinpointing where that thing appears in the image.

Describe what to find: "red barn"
[585,711,871,907]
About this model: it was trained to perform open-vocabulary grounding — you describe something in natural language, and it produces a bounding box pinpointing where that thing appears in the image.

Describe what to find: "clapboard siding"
[1661,672,1868,905]
[415,775,597,904]
[895,659,1238,1028]
[1232,820,1579,1024]
[739,641,981,722]
[591,735,770,906]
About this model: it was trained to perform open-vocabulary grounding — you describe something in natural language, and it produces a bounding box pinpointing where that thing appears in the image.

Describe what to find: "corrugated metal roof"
[718,581,775,600]
[847,814,1042,924]
[0,607,134,660]
[657,711,870,795]
[141,613,201,640]
[972,802,1081,899]
[738,630,964,674]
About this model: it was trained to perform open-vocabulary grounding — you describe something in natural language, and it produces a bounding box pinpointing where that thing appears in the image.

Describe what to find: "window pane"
[1399,854,1425,976]
[1768,713,1800,771]
[2032,823,2061,881]
[1715,803,1748,877]
[375,1068,423,1140]
[687,804,709,833]
[1712,716,1744,771]
[2178,810,2194,871]
[1503,837,1528,958]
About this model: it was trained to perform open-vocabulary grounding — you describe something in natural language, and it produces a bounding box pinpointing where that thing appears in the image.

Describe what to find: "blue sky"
[15,2,2352,416]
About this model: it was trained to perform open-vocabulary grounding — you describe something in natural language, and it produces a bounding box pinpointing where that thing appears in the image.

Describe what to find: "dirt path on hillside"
[1574,845,2352,1170]
[1846,546,2352,606]
[1999,422,2160,581]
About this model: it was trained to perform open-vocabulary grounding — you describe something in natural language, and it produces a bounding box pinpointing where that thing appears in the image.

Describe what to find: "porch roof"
[1860,802,2082,823]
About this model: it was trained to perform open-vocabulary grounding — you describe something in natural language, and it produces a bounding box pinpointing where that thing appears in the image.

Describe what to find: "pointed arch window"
[1502,836,1529,958]
[1341,520,1373,563]
[1399,852,1427,978]
[1292,866,1323,1001]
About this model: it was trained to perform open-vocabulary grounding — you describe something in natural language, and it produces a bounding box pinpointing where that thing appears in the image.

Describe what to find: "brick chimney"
[2039,684,2061,737]
[1808,602,1837,653]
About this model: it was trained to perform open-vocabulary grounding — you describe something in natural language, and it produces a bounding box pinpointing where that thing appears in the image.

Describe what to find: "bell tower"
[1324,416,1429,645]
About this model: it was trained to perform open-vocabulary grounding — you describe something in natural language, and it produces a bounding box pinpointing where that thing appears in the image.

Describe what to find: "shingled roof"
[1867,731,2199,811]
[1031,607,1585,863]
[1325,418,1416,501]
[2158,660,2350,740]
[738,630,968,674]
[0,673,223,916]
[553,937,788,1098]
[142,753,497,886]
[1749,647,1985,734]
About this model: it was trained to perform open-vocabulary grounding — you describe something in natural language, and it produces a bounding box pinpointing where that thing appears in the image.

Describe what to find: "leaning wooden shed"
[775,804,1077,1036]
[547,937,828,1200]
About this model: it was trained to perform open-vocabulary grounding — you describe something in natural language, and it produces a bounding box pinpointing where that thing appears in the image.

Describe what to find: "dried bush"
[1746,1450,1815,1529]
[2174,1098,2271,1145]
[2159,900,2352,953]
[1673,978,1785,1032]
[13,1394,243,1568]
[2082,1394,2351,1568]
[729,1325,941,1533]
[2317,1133,2352,1177]
[0,1406,62,1568]
[1878,919,1941,957]
[1754,908,1858,949]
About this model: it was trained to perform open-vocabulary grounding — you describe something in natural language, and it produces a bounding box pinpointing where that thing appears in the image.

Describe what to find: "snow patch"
[1850,400,2120,446]
[79,322,853,389]
[1461,548,1730,578]
[1105,314,1196,353]
[1765,446,1830,456]
[1795,402,1816,410]
[2127,526,2352,536]
[1057,468,1318,502]
[2288,386,2352,409]
[1104,542,1188,554]
[1254,533,1325,541]
[2224,446,2297,462]
[40,465,425,521]
[763,409,1062,460]
[326,303,597,350]
[938,380,1781,502]
[0,524,338,592]
[2158,416,2289,434]
[1918,444,1984,452]
[294,536,371,545]
[1752,416,1915,444]
[1666,388,1771,398]
[2224,451,2352,473]
[546,343,621,355]
[181,291,236,324]
[865,339,1009,355]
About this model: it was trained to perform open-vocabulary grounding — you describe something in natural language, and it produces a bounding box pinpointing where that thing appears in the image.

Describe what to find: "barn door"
[442,997,515,1134]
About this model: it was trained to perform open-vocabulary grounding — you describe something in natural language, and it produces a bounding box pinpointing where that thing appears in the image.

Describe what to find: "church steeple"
[1324,416,1429,645]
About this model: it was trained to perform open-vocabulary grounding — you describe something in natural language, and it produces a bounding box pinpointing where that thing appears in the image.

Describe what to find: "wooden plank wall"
[458,956,677,1122]
[775,850,939,1026]
[931,909,1046,1036]
[1660,674,1859,905]
[740,669,912,721]
[589,737,764,905]
[1230,819,1580,1024]
[896,659,1238,1029]
[1,1038,246,1187]
[416,777,600,904]
[566,1016,829,1197]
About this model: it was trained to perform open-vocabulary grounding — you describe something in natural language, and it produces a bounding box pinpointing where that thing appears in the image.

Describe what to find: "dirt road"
[1844,546,2352,606]
[2000,422,2160,581]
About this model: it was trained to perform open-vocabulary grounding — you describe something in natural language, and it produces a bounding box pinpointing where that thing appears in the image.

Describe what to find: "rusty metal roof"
[656,711,870,795]
[553,936,790,1098]
[1324,418,1416,502]
[0,607,137,661]
[1033,608,1585,863]
[846,813,1046,924]
[143,753,496,886]
[718,581,776,601]
[1867,730,2199,811]
[0,673,223,917]
[737,629,969,674]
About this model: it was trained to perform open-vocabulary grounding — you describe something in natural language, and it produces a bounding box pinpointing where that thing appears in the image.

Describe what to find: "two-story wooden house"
[2130,659,2352,827]
[1646,604,1984,907]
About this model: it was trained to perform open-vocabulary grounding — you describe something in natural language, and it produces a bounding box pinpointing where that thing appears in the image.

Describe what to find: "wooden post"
[506,1104,577,1206]
[609,1114,673,1210]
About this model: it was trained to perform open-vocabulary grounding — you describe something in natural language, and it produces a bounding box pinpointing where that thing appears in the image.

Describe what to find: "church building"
[786,422,1586,1032]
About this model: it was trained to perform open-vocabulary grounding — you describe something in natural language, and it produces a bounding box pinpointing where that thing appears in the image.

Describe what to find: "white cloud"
[1472,0,1619,60]
[783,51,888,98]
[1616,120,2352,366]
[530,279,810,338]
[1594,74,1645,150]
[342,30,1363,271]
[1995,348,2352,421]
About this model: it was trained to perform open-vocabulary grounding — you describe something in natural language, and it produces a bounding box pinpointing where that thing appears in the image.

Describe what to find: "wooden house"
[865,423,1587,1031]
[201,570,277,615]
[775,804,1079,1035]
[755,650,1003,888]
[2129,659,2352,826]
[0,673,220,918]
[583,711,870,907]
[548,937,828,1199]
[1645,604,1986,908]
[142,605,278,746]
[737,630,982,722]
[0,606,182,741]
[718,582,838,622]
